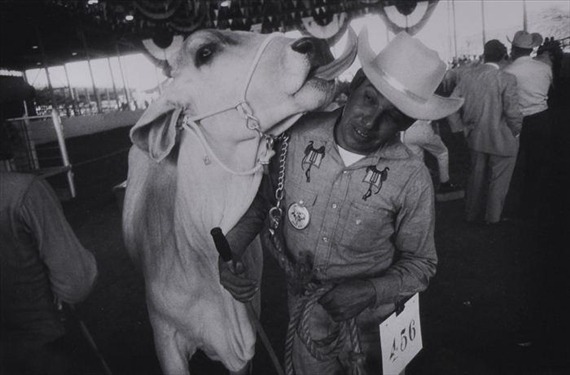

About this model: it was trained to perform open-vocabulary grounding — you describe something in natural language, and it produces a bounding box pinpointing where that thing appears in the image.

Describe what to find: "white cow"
[122,29,356,374]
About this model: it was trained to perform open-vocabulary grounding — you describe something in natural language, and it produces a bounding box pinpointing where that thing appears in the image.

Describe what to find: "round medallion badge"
[288,202,310,230]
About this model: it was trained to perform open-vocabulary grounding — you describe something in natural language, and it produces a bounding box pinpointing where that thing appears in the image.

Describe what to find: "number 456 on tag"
[379,293,422,375]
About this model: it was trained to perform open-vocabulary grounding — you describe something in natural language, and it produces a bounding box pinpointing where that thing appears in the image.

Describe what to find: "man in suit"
[448,40,522,224]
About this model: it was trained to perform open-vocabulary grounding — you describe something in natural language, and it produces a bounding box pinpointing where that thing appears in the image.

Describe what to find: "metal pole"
[446,0,453,62]
[63,64,79,115]
[115,43,132,109]
[480,0,486,46]
[51,109,76,198]
[451,0,458,57]
[78,28,102,113]
[106,57,121,110]
[35,26,57,111]
[522,0,528,32]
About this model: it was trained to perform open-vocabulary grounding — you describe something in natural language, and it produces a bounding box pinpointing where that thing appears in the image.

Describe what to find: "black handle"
[210,227,233,262]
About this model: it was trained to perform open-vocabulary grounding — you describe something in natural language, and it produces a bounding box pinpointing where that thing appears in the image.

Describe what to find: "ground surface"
[44,111,569,375]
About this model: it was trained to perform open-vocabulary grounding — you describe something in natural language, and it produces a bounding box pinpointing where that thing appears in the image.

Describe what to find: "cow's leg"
[152,319,195,375]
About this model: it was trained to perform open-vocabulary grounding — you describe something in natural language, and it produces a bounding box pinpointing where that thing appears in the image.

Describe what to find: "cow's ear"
[130,99,182,162]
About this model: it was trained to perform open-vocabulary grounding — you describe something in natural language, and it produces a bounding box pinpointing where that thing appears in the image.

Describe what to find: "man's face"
[335,78,414,155]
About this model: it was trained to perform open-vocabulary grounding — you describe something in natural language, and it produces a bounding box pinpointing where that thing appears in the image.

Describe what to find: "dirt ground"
[48,113,569,375]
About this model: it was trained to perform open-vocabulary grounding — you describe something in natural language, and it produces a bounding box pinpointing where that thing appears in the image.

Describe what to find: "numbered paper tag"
[379,293,422,375]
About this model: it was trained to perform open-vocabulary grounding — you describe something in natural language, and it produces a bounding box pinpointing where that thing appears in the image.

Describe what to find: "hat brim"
[358,30,464,121]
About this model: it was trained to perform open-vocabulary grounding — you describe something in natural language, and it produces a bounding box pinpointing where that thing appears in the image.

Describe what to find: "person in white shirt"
[504,30,553,222]
[401,120,463,200]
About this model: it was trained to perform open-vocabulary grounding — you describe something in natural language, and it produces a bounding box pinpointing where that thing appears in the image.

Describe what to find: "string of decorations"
[48,0,439,40]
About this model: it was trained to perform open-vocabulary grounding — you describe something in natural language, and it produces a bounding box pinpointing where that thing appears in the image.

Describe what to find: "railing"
[3,110,76,198]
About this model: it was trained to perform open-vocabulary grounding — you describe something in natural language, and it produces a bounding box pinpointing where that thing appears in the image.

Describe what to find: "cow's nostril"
[291,38,315,55]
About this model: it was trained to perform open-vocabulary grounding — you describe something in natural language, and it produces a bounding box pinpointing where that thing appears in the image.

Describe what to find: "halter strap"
[182,32,281,175]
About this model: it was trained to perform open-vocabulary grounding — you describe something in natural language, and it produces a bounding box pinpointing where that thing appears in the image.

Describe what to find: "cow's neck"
[173,119,265,264]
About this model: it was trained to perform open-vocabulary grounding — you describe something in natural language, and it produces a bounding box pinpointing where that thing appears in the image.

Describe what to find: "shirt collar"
[306,108,412,166]
[485,62,500,69]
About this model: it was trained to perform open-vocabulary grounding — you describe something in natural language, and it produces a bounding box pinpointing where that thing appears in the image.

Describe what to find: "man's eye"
[364,93,377,105]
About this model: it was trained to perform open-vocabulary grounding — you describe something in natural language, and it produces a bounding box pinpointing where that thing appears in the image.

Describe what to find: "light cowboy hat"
[358,28,463,120]
[507,30,543,49]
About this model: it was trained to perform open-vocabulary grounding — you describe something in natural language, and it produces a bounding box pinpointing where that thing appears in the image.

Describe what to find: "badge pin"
[288,202,310,230]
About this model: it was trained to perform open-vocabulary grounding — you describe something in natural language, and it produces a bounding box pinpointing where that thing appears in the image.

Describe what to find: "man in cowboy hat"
[219,29,463,374]
[504,30,552,222]
[448,39,522,224]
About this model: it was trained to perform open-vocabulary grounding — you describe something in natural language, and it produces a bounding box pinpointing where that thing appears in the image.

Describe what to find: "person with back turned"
[0,172,98,375]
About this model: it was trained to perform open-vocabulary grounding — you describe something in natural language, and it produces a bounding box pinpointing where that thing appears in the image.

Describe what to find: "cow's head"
[131,29,356,162]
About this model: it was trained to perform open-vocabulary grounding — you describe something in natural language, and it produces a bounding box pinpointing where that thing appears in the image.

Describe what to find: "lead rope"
[181,33,281,176]
[264,135,364,375]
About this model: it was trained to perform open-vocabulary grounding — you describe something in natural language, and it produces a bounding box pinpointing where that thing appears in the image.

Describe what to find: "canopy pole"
[63,64,79,116]
[480,0,486,46]
[78,28,102,114]
[115,43,132,110]
[35,26,57,111]
[106,57,121,110]
[451,0,458,57]
[522,0,528,32]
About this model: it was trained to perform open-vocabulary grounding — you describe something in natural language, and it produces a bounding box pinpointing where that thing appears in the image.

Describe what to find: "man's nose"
[363,101,389,128]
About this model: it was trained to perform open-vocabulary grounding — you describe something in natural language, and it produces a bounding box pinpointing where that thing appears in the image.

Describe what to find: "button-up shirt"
[504,56,552,117]
[230,109,437,308]
[1,172,97,346]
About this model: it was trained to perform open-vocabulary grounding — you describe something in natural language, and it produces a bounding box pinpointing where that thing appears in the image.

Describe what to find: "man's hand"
[218,257,258,303]
[318,279,376,322]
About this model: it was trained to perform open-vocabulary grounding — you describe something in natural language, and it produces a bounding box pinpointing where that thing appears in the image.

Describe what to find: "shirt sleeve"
[502,73,523,136]
[19,178,98,304]
[369,166,437,307]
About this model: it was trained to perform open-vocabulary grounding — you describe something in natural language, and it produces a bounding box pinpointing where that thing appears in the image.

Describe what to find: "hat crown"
[357,28,464,120]
[373,32,446,101]
[510,30,543,49]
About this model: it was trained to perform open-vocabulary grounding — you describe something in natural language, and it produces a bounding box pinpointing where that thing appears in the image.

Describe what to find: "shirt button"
[332,203,337,209]
[343,171,349,174]
[322,237,329,243]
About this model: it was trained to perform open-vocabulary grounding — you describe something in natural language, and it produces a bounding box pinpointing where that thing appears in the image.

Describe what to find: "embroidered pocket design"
[302,141,325,183]
[362,166,389,201]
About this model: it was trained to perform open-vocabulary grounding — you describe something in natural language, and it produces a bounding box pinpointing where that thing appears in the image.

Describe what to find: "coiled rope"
[262,136,365,374]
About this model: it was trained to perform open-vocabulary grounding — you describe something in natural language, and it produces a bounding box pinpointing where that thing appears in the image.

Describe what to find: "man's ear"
[130,98,182,162]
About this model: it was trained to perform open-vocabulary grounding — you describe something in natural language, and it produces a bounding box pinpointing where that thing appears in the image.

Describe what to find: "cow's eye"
[195,44,216,66]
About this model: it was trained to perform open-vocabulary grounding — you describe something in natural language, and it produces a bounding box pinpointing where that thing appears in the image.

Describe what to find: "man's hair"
[511,45,533,59]
[483,40,507,63]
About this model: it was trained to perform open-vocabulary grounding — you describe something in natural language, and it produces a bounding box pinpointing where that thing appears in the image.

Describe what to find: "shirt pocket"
[339,201,393,253]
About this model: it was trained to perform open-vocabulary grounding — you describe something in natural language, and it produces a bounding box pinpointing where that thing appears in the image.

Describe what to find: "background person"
[220,30,463,375]
[401,119,464,201]
[448,40,522,224]
[504,30,552,222]
[0,172,99,375]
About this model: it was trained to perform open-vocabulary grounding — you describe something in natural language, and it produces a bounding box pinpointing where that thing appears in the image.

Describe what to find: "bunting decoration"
[376,0,439,36]
[47,1,441,57]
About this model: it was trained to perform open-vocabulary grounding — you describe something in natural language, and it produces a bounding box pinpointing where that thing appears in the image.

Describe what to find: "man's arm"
[20,178,98,304]
[219,172,274,302]
[502,72,523,137]
[319,166,437,322]
[369,166,437,307]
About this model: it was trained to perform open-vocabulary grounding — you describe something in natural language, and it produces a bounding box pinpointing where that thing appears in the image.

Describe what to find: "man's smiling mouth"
[353,126,370,139]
